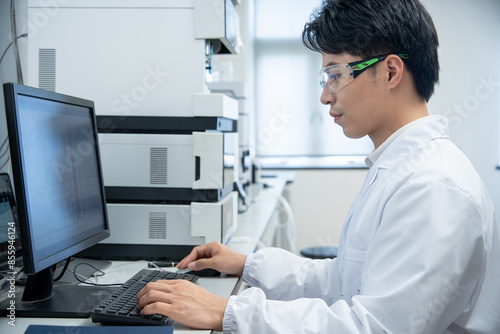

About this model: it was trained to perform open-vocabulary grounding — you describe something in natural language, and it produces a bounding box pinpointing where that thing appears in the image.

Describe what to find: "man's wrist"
[212,296,229,332]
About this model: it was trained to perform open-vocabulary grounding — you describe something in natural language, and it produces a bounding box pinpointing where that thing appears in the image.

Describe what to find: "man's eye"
[328,73,340,81]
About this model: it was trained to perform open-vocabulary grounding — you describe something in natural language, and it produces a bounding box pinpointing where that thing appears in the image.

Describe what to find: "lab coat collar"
[366,115,449,170]
[343,115,450,233]
[364,118,425,167]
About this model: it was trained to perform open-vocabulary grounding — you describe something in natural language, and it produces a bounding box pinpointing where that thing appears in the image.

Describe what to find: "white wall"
[286,169,367,252]
[285,0,500,253]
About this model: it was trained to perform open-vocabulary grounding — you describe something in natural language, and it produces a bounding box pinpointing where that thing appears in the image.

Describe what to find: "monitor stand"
[0,265,116,318]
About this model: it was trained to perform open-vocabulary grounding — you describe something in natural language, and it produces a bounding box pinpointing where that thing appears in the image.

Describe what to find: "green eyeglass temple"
[349,53,409,78]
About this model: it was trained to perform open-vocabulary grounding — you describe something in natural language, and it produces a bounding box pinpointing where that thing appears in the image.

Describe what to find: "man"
[137,0,500,332]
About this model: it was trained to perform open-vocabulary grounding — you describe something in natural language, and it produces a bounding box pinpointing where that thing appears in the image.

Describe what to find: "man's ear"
[384,54,405,90]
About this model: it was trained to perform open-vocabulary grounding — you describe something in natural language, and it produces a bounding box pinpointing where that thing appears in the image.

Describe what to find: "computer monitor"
[0,83,112,318]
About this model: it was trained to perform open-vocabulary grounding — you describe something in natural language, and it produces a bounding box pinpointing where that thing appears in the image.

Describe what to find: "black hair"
[302,0,439,102]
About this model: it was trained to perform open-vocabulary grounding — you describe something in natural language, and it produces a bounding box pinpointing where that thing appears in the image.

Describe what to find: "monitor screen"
[1,83,111,316]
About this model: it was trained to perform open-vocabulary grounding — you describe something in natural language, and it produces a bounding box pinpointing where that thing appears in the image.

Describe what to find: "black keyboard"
[90,268,198,326]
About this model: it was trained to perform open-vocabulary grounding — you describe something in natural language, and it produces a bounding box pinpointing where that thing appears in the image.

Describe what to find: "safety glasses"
[319,53,409,93]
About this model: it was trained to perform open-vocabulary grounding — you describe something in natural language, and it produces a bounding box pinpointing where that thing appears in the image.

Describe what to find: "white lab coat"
[222,116,500,334]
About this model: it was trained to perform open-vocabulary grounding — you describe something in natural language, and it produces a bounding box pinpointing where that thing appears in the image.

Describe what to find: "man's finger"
[178,243,218,268]
[140,300,173,316]
[187,258,214,271]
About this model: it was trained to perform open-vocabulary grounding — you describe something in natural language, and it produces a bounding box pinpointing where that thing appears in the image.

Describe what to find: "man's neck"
[371,102,429,149]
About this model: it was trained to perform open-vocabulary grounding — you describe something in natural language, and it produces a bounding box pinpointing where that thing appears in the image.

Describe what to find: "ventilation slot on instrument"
[150,147,168,185]
[39,49,56,91]
[149,212,167,239]
[195,156,201,181]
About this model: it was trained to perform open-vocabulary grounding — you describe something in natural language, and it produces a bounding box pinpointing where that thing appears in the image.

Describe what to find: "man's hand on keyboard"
[177,241,247,277]
[136,279,228,331]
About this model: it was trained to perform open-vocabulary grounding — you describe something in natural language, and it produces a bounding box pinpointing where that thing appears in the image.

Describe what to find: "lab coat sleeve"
[241,247,340,303]
[222,180,486,333]
[223,288,386,334]
[222,254,390,333]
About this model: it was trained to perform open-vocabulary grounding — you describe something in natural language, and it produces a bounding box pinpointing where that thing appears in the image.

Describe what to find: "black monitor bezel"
[3,82,110,275]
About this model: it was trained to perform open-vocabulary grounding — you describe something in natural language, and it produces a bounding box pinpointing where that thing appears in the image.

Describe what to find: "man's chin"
[342,129,366,140]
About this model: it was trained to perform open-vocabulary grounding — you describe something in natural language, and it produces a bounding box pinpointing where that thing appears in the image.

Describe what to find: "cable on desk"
[71,262,123,287]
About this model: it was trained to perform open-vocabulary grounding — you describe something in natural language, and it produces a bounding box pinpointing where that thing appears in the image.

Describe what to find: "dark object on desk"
[186,267,221,277]
[148,261,180,268]
[300,246,338,259]
[25,324,173,334]
[91,268,198,326]
[77,243,195,262]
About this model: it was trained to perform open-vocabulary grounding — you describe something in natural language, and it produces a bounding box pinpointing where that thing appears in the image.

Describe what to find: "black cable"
[0,98,12,171]
[0,137,8,156]
[0,157,10,171]
[14,267,27,286]
[72,262,123,287]
[53,257,71,282]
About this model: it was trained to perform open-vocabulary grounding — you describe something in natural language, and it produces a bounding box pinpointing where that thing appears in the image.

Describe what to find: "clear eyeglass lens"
[319,65,353,93]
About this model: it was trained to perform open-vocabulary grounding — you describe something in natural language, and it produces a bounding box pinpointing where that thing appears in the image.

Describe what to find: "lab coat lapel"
[343,165,380,230]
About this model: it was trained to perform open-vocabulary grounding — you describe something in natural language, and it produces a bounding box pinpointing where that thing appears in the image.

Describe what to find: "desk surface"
[0,261,239,334]
[0,173,292,333]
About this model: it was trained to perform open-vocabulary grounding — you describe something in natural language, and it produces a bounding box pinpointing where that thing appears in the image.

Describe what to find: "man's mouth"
[330,111,342,123]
